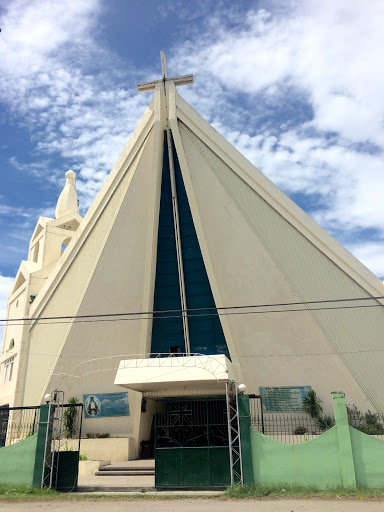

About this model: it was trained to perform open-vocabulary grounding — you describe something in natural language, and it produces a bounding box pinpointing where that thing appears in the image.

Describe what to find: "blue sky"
[1,0,384,325]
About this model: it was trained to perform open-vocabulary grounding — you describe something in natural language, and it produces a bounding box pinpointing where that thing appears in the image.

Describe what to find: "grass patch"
[0,484,219,501]
[223,483,384,499]
[1,483,384,501]
[0,484,58,500]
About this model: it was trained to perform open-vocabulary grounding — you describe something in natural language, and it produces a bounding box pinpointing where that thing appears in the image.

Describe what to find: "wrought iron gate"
[42,392,83,490]
[0,406,10,448]
[154,397,231,488]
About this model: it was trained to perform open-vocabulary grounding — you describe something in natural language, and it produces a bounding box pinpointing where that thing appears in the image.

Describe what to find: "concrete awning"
[114,354,235,397]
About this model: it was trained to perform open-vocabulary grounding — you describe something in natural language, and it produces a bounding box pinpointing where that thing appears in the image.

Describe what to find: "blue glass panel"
[172,141,230,358]
[150,136,230,359]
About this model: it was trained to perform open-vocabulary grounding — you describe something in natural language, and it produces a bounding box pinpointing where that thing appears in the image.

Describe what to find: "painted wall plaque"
[83,392,129,418]
[259,386,311,412]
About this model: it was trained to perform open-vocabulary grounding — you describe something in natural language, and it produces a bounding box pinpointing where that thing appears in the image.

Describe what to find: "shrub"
[293,426,308,435]
[357,424,384,435]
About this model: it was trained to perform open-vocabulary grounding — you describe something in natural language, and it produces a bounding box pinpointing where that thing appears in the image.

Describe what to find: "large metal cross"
[137,51,194,93]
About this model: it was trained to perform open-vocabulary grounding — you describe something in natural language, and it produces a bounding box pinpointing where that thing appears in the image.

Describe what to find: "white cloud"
[346,242,384,280]
[171,0,384,274]
[0,0,148,210]
[0,0,383,288]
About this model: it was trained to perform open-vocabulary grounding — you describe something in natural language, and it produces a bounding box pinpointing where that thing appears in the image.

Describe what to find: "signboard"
[259,386,311,412]
[83,392,129,418]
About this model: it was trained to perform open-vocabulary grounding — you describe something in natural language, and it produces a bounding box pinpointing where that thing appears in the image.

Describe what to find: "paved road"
[1,499,384,511]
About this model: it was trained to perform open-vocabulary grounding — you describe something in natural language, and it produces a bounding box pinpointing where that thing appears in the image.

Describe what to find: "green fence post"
[332,392,356,488]
[237,394,253,484]
[32,405,49,488]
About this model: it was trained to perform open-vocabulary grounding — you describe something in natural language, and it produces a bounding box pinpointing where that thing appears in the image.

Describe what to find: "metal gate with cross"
[154,396,233,488]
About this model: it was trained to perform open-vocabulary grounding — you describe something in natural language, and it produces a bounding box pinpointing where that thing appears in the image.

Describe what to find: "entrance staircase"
[78,459,155,492]
[95,462,155,477]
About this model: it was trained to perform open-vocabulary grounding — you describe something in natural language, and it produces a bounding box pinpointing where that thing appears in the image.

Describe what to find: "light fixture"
[238,383,247,394]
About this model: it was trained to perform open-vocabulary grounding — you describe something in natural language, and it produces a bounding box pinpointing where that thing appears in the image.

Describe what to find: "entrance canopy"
[114,354,235,397]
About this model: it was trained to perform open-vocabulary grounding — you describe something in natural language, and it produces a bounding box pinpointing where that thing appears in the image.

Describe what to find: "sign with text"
[259,386,311,412]
[83,392,129,418]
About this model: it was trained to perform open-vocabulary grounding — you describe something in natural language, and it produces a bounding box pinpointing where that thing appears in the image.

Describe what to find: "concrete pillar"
[238,394,253,484]
[332,392,356,488]
[32,405,49,488]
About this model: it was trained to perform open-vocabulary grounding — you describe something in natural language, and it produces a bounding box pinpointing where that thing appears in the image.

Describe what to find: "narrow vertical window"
[2,357,15,383]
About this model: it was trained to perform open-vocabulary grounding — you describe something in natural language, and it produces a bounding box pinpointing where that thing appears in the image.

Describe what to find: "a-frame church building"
[1,54,384,456]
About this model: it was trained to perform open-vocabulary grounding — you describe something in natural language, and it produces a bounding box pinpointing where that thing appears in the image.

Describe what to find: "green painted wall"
[250,392,384,489]
[0,434,38,486]
[250,426,342,487]
[350,427,384,488]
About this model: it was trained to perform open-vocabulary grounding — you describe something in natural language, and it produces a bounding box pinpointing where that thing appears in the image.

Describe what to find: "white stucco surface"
[114,355,234,394]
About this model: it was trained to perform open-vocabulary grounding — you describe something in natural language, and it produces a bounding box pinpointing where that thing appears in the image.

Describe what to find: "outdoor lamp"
[238,384,247,394]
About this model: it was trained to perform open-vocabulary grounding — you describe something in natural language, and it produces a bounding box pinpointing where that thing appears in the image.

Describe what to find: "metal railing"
[347,406,384,440]
[155,397,229,448]
[0,406,40,447]
[249,395,334,444]
[0,403,83,450]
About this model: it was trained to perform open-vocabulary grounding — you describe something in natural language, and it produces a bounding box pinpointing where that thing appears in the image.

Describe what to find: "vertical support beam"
[166,127,191,354]
[226,381,243,485]
[332,391,356,488]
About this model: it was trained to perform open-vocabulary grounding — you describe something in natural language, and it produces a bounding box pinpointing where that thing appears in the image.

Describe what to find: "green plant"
[79,453,88,461]
[365,410,379,425]
[63,397,80,439]
[357,423,384,435]
[317,414,335,430]
[29,295,36,304]
[347,403,363,419]
[302,390,323,418]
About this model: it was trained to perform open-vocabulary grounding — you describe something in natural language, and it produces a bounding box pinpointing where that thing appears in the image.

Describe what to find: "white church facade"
[1,54,384,457]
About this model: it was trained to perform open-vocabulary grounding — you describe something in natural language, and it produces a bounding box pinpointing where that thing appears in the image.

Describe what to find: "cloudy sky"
[1,0,384,328]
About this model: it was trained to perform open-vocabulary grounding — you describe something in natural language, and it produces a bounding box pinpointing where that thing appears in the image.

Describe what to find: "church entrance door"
[154,397,230,488]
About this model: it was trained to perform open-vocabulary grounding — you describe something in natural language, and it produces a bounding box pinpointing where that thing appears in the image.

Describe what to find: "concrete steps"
[95,470,154,476]
[94,460,155,478]
[78,460,155,492]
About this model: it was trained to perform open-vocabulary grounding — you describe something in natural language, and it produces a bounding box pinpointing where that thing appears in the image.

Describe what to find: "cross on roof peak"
[137,51,194,93]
